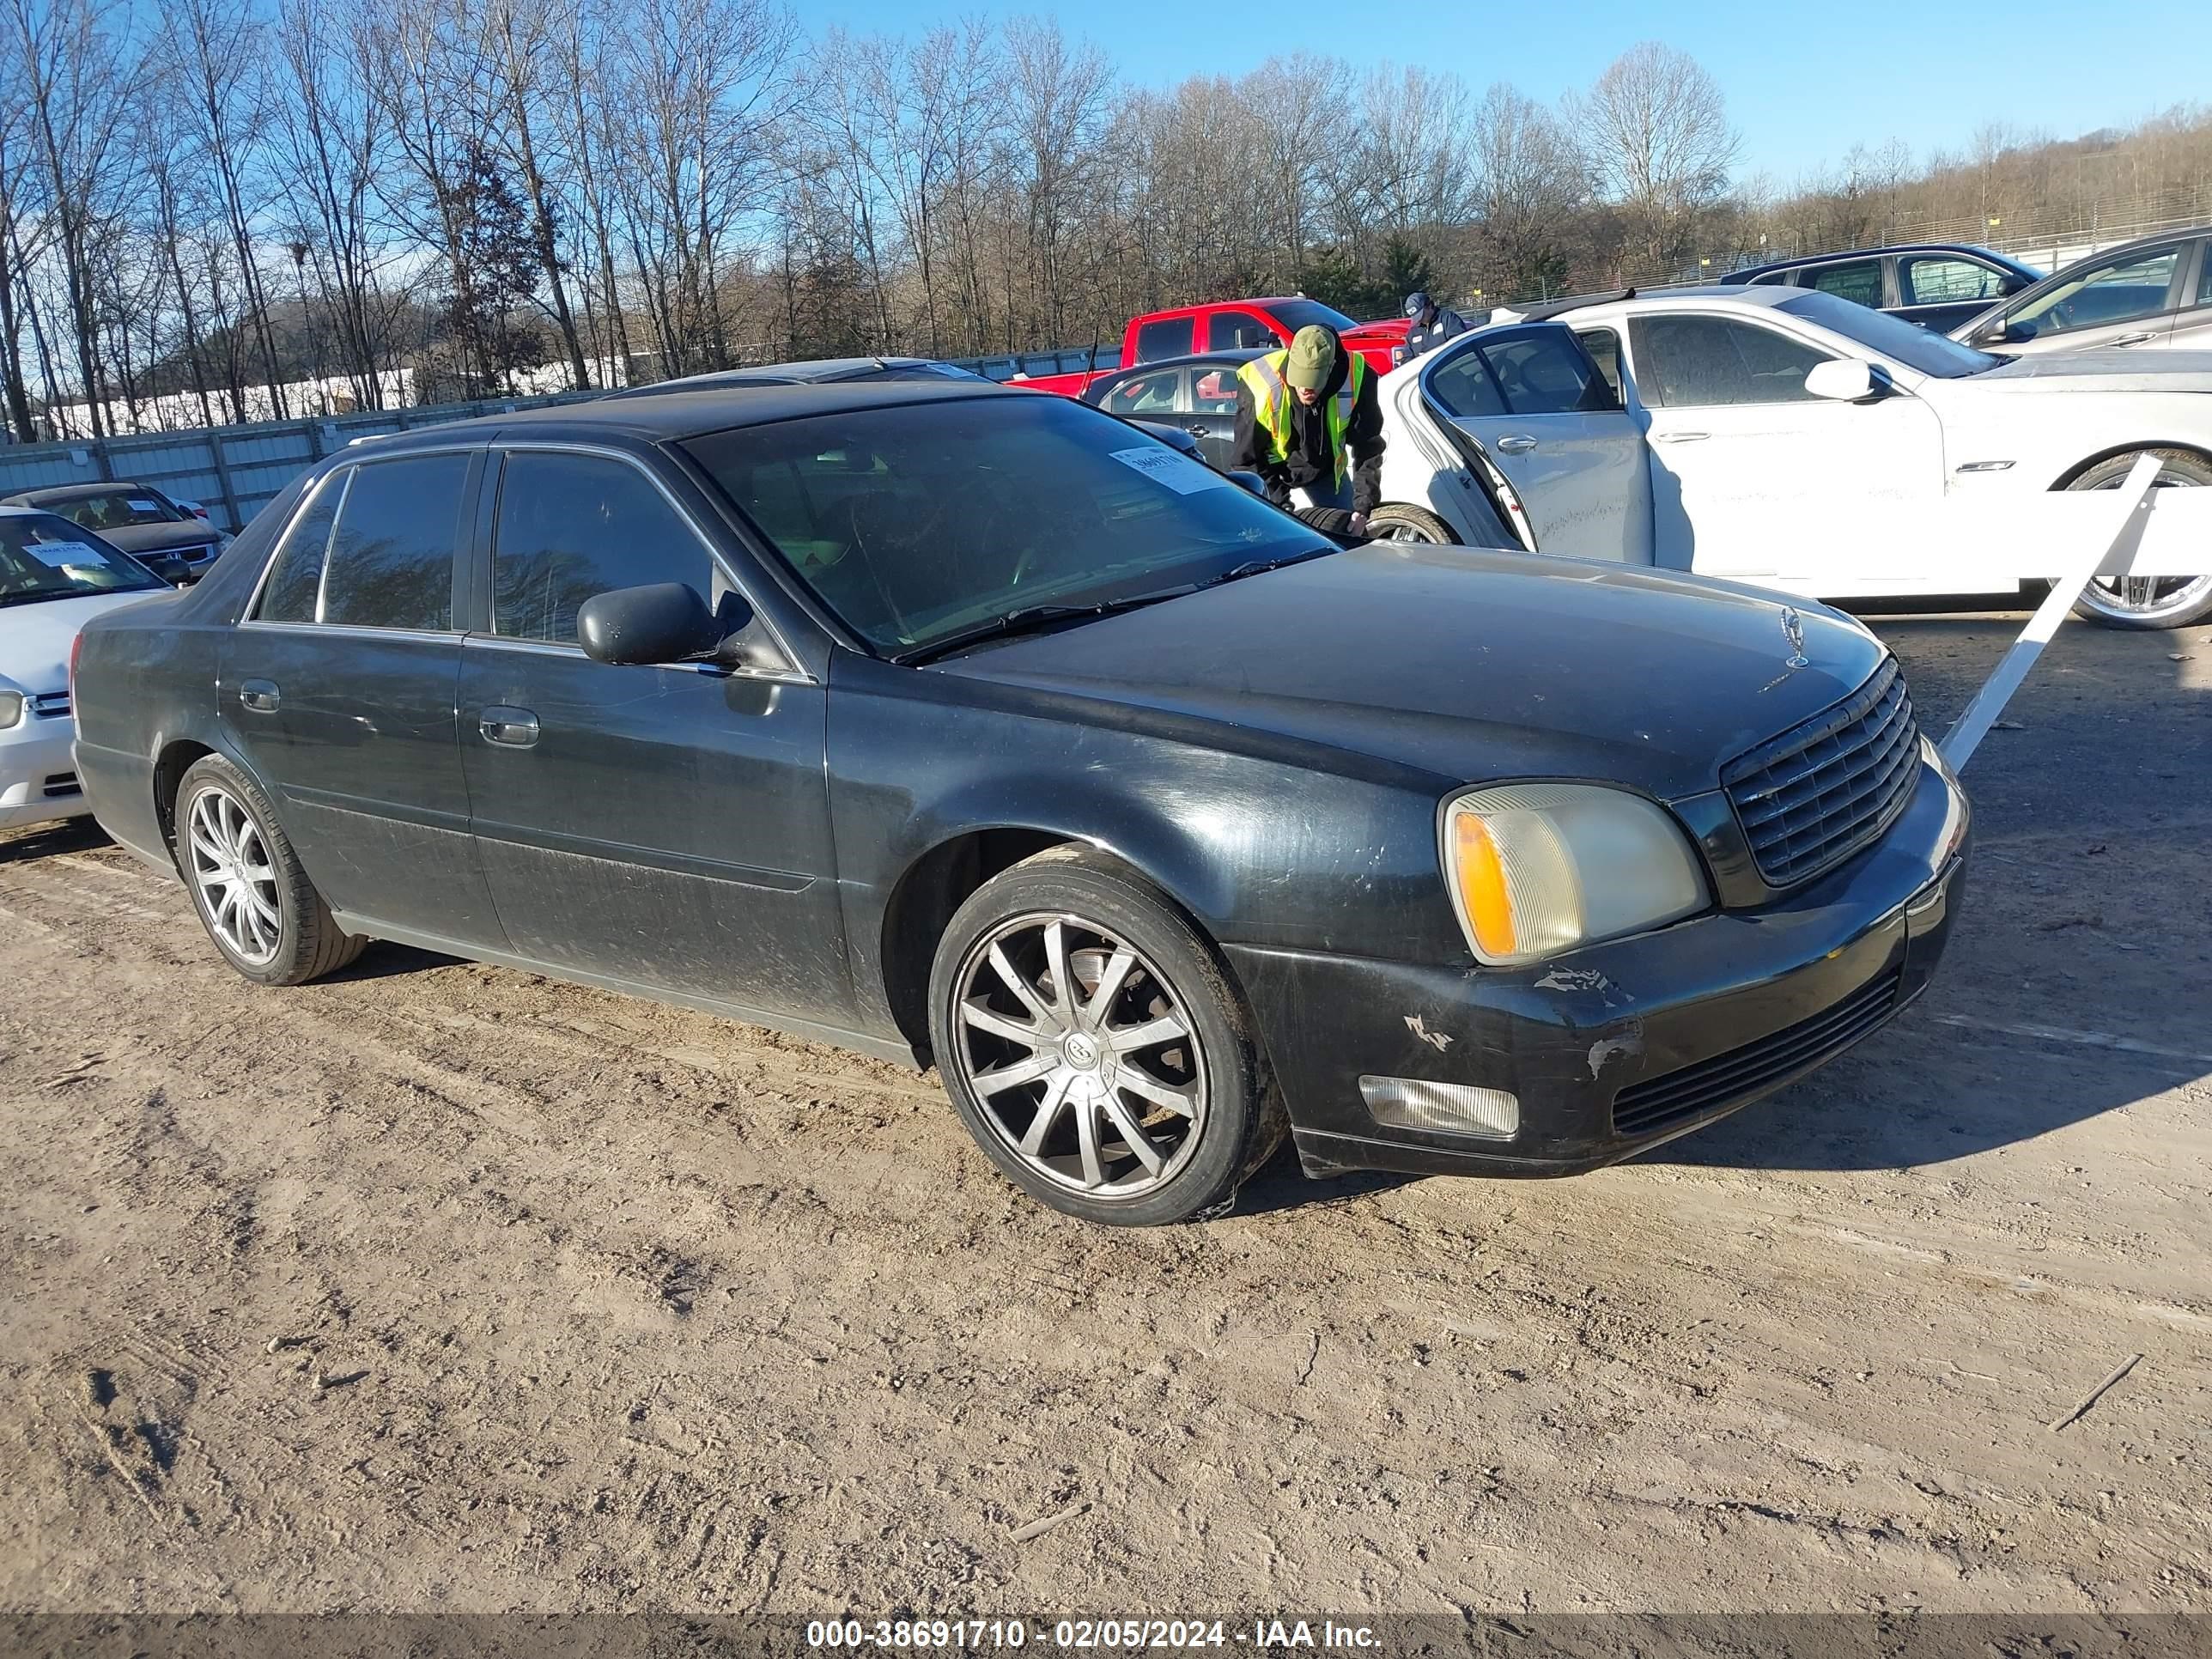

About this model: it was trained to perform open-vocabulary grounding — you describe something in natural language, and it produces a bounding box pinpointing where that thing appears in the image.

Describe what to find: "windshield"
[38,489,186,529]
[0,514,164,606]
[684,395,1333,657]
[1777,289,2002,377]
[1268,300,1360,335]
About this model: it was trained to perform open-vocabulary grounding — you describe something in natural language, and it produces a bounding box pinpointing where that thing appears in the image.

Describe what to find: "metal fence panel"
[0,391,599,532]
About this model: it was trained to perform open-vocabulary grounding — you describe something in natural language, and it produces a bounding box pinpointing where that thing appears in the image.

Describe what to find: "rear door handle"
[2110,331,2154,346]
[1496,434,1539,453]
[478,706,540,748]
[239,679,280,713]
[1653,431,1710,444]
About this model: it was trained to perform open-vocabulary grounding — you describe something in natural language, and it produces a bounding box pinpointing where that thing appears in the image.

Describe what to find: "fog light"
[1358,1075,1519,1140]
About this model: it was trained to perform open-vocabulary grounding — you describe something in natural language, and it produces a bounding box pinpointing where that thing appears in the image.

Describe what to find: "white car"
[1,507,177,833]
[1372,285,2212,629]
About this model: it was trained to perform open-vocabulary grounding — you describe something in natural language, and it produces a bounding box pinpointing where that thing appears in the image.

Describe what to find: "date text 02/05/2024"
[805,1620,1381,1650]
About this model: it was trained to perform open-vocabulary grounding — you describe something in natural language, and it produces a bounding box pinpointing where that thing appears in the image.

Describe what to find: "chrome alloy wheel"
[185,786,283,966]
[950,912,1208,1199]
[2077,465,2212,623]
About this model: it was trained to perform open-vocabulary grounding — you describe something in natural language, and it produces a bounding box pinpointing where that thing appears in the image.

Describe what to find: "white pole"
[1938,452,2163,772]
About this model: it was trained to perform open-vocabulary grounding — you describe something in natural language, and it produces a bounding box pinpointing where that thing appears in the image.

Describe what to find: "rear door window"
[490,452,720,643]
[1133,317,1194,362]
[1206,311,1277,350]
[254,471,347,623]
[1425,344,1509,418]
[2197,243,2212,307]
[1807,258,1885,308]
[319,453,471,631]
[1479,331,1620,414]
[1102,368,1188,416]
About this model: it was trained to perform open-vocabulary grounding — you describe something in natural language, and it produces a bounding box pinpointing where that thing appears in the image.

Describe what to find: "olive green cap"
[1284,325,1340,389]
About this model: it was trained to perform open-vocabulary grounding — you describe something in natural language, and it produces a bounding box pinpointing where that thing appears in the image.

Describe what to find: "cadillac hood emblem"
[1780,605,1809,669]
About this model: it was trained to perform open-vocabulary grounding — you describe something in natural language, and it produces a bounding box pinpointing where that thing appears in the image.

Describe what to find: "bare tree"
[1470,83,1586,301]
[478,0,591,387]
[1577,41,1739,275]
[6,0,140,435]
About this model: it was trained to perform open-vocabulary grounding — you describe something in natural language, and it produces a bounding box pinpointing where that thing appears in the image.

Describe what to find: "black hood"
[940,546,1889,800]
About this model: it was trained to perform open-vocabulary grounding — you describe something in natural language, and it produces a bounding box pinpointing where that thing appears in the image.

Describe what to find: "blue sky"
[806,0,2212,183]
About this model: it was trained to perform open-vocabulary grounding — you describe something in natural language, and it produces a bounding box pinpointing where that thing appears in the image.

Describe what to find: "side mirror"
[1804,359,1881,402]
[577,581,750,667]
[1229,470,1269,501]
[1972,319,2021,347]
[144,554,193,586]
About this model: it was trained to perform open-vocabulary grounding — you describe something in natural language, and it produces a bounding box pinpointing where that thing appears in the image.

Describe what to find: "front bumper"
[1227,750,1970,1180]
[0,714,88,830]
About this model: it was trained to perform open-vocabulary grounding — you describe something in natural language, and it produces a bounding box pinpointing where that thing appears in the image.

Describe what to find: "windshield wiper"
[1207,544,1338,586]
[897,587,1200,665]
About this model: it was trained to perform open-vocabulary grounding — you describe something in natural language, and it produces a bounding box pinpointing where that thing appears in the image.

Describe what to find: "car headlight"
[0,690,22,730]
[1441,783,1710,966]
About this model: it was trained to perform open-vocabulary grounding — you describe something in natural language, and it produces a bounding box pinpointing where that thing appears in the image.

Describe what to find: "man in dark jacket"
[1230,325,1385,532]
[1395,290,1471,366]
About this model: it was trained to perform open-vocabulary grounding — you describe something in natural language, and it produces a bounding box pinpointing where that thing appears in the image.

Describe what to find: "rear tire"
[175,755,366,986]
[927,845,1285,1226]
[1365,502,1461,545]
[2063,449,2212,629]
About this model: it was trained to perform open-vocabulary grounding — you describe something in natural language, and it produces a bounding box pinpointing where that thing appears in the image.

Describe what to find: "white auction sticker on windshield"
[21,540,106,568]
[127,499,162,513]
[1109,446,1231,495]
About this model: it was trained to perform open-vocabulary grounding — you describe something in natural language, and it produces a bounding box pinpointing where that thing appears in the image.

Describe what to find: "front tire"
[176,755,365,985]
[2064,449,2212,629]
[1365,502,1461,545]
[927,846,1285,1225]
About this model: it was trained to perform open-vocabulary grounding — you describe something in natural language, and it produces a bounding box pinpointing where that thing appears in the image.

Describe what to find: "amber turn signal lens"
[1452,811,1516,960]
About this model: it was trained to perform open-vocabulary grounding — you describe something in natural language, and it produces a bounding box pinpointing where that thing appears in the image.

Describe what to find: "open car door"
[1417,324,1654,564]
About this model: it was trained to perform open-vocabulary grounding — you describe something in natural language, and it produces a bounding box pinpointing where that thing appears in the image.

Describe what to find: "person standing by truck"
[1393,291,1471,366]
[1231,325,1384,532]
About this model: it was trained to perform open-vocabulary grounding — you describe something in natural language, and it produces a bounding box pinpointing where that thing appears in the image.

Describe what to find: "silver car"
[1952,226,2212,356]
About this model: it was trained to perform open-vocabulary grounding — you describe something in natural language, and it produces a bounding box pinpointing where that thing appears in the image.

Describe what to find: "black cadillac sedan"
[70,383,1970,1225]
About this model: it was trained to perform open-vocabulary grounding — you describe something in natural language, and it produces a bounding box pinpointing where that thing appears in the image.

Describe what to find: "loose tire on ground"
[927,844,1285,1226]
[1364,502,1461,545]
[2063,448,2212,629]
[175,754,366,986]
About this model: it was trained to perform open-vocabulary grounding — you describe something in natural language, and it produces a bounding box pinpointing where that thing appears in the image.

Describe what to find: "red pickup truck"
[1017,298,1409,397]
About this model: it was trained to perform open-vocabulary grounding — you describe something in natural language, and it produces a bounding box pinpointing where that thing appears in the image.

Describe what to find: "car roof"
[1721,241,2024,280]
[609,356,963,392]
[1,483,161,504]
[350,380,1026,449]
[1096,349,1267,376]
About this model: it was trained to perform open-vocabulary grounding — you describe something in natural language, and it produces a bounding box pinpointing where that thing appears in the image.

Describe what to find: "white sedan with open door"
[1370,285,2212,629]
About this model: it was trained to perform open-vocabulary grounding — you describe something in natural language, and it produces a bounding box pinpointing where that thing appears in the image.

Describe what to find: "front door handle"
[1653,431,1711,444]
[239,679,280,714]
[2110,331,2154,346]
[1187,423,1210,439]
[1496,434,1539,453]
[479,706,540,748]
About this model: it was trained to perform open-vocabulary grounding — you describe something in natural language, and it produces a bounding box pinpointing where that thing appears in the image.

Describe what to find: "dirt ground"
[2,611,2208,1620]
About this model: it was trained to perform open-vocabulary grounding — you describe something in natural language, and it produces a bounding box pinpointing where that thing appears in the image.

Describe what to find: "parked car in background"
[600,357,988,400]
[1080,349,1267,469]
[1,507,177,832]
[1720,243,2041,332]
[1371,286,2212,628]
[1949,227,2212,356]
[70,381,1968,1224]
[1015,300,1410,398]
[2,483,232,581]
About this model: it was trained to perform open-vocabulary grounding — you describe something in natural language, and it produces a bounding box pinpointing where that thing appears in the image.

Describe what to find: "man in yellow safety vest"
[1230,324,1386,532]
